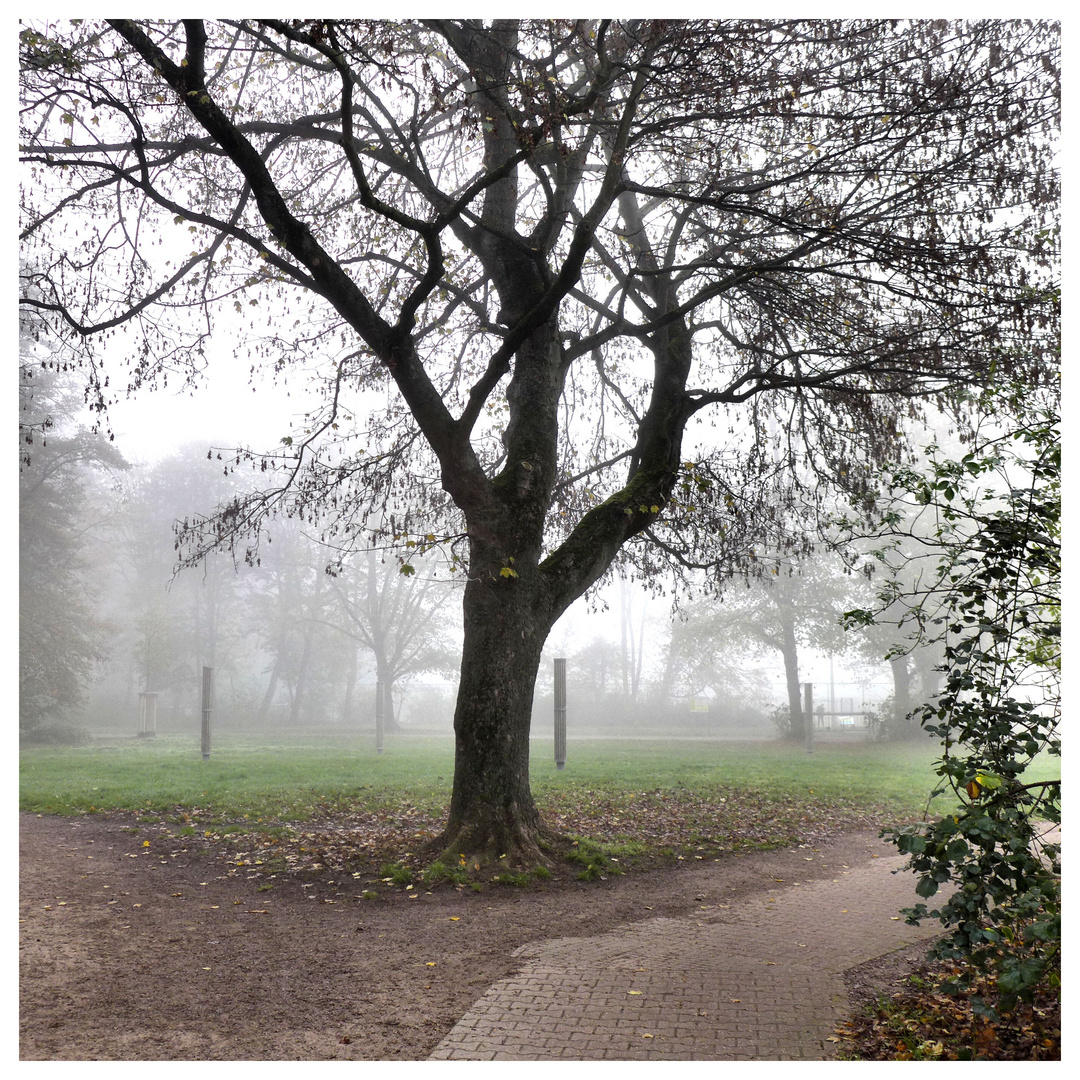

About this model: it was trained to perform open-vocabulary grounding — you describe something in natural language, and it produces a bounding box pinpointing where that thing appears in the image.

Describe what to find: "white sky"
[103,346,305,464]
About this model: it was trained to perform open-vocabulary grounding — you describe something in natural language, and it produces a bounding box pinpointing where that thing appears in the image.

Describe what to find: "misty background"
[20,345,937,748]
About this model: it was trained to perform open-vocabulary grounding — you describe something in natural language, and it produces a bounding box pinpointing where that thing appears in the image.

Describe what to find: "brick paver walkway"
[430,846,942,1060]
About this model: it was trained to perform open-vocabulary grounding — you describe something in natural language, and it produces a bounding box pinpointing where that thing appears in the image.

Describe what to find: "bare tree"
[20,19,1058,862]
[107,450,251,721]
[721,554,865,739]
[240,521,351,726]
[331,548,461,734]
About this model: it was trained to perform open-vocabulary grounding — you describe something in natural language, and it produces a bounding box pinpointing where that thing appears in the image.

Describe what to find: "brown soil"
[20,812,906,1061]
[842,944,941,1013]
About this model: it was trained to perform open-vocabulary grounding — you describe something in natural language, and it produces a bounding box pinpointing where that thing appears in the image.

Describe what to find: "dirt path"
[20,812,919,1061]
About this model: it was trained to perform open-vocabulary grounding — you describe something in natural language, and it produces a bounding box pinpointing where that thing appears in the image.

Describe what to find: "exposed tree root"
[424,807,564,872]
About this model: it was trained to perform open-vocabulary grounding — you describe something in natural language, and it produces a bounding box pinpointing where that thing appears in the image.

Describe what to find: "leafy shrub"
[845,378,1060,1019]
[20,724,91,747]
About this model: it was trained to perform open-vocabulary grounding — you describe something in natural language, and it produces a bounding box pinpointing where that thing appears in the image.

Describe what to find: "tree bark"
[431,572,552,866]
[890,654,914,737]
[780,616,804,740]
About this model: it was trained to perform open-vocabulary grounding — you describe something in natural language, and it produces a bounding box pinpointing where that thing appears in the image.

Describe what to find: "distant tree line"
[20,340,462,739]
[21,323,954,742]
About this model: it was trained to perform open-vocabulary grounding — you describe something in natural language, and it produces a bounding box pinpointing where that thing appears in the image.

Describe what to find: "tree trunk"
[780,617,804,740]
[890,654,914,737]
[374,659,401,735]
[290,628,313,725]
[258,659,280,725]
[430,571,553,868]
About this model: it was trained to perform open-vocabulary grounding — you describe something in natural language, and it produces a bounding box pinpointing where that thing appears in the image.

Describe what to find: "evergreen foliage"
[843,377,1060,1017]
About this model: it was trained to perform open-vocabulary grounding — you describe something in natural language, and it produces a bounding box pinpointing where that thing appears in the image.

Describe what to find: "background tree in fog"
[330,547,461,734]
[102,450,252,721]
[234,519,379,726]
[20,19,1058,862]
[660,552,865,739]
[846,584,947,738]
[19,323,127,731]
[616,574,648,704]
[655,603,774,725]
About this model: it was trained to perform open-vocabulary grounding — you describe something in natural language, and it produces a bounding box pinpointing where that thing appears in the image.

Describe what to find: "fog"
[20,367,920,749]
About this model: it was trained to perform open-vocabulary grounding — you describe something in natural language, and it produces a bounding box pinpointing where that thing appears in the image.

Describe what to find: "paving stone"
[429,847,944,1061]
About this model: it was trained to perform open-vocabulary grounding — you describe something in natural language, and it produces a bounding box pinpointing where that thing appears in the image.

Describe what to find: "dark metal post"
[201,667,213,760]
[803,681,813,755]
[554,658,567,771]
[375,680,386,754]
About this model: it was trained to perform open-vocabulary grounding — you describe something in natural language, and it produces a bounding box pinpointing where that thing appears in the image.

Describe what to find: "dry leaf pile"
[835,958,1060,1061]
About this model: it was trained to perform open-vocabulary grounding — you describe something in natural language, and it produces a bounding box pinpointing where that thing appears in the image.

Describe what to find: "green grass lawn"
[19,732,456,821]
[20,729,1058,864]
[534,737,944,808]
[20,730,951,822]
